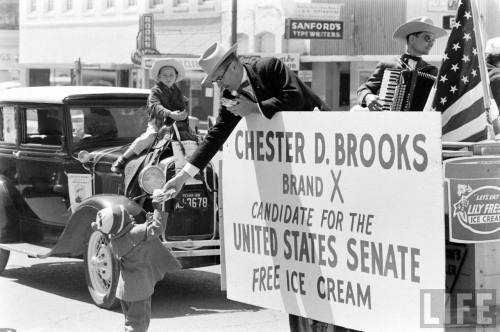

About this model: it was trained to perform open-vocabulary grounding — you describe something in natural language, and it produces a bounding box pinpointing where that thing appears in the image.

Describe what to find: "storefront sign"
[445,156,500,243]
[239,53,300,71]
[428,0,459,12]
[298,70,312,82]
[285,19,343,39]
[291,2,342,20]
[142,57,201,71]
[442,15,456,30]
[131,14,160,65]
[222,112,445,331]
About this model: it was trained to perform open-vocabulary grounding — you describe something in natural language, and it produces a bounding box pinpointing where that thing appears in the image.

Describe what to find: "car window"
[22,107,63,146]
[0,105,17,144]
[71,106,148,143]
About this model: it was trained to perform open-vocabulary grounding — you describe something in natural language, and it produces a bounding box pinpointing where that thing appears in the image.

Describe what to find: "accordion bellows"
[379,68,436,112]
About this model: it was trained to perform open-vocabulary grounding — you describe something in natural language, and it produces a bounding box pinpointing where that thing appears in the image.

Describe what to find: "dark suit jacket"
[488,63,500,108]
[357,56,438,108]
[187,57,330,170]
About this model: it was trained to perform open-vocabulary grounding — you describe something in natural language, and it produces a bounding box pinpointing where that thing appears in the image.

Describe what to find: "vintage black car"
[0,86,220,308]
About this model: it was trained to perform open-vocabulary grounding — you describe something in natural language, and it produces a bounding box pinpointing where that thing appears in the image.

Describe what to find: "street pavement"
[0,252,289,332]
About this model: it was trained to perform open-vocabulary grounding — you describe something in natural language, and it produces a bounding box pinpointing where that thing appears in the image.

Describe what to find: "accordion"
[378,68,436,112]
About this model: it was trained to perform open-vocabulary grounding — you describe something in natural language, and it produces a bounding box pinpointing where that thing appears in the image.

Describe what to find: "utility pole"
[231,0,237,45]
[73,58,82,85]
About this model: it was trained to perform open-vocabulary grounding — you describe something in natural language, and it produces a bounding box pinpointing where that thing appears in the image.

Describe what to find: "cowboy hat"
[150,58,186,81]
[393,16,447,42]
[199,42,238,86]
[485,37,500,54]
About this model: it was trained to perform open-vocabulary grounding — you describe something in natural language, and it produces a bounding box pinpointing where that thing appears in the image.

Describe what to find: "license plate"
[177,190,209,210]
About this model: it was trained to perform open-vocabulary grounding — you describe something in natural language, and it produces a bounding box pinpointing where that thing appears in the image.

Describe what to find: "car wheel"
[84,230,120,309]
[0,249,10,274]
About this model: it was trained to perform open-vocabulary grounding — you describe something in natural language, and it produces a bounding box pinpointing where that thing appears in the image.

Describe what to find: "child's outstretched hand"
[169,110,188,121]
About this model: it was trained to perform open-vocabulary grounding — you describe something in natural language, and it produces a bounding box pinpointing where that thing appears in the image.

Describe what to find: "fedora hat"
[486,37,500,54]
[150,58,186,81]
[199,42,238,86]
[393,16,447,42]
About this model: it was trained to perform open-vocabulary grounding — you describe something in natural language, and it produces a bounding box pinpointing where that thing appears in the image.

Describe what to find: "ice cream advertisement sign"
[445,156,500,243]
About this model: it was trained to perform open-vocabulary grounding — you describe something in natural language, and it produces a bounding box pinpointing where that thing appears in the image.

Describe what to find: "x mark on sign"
[330,169,344,204]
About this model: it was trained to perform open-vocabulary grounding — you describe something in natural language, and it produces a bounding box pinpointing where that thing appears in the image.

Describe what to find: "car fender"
[50,194,145,257]
[0,175,23,243]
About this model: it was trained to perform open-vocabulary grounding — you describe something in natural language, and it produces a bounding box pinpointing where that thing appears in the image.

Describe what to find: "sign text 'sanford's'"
[285,19,344,39]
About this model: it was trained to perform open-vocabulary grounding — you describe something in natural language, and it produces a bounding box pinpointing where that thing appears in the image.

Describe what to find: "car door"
[15,104,72,227]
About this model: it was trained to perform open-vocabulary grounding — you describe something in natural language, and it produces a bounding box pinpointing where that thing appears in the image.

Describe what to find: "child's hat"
[93,205,132,235]
[150,58,186,81]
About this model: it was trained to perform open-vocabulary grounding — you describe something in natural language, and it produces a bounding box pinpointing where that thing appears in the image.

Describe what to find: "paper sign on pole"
[222,112,445,331]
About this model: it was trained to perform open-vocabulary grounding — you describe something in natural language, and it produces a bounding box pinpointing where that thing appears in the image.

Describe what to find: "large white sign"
[222,112,445,331]
[292,2,343,20]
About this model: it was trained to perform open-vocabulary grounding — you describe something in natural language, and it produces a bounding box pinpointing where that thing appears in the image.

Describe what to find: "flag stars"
[463,33,471,41]
[453,21,462,29]
[464,11,472,19]
[450,85,458,93]
[440,97,447,105]
[472,48,478,56]
[462,55,470,62]
[440,74,448,83]
[452,43,461,51]
[471,69,477,77]
[461,75,469,84]
[451,63,460,72]
[443,53,449,61]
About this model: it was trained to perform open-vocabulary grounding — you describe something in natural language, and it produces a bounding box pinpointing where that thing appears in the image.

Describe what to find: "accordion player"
[378,68,436,112]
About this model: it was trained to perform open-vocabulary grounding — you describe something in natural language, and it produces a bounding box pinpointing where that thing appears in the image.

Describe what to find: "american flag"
[424,0,488,142]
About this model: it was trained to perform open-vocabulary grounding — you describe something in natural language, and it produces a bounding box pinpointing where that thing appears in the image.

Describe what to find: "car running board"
[0,242,52,258]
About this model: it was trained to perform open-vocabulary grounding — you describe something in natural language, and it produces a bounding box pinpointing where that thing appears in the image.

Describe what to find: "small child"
[112,58,189,173]
[92,199,180,332]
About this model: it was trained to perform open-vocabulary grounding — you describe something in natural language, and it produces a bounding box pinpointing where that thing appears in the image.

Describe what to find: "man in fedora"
[357,16,447,112]
[156,42,330,199]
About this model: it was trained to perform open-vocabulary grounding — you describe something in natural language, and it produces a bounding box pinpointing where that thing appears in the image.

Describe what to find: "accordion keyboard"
[379,69,402,111]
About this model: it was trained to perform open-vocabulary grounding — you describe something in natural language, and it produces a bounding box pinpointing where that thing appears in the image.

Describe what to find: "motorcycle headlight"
[138,165,166,195]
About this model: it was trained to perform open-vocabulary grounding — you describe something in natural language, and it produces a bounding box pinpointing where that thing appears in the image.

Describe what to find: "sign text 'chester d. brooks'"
[222,112,445,332]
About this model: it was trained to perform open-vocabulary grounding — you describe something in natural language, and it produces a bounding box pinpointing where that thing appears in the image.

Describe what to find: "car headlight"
[138,165,166,195]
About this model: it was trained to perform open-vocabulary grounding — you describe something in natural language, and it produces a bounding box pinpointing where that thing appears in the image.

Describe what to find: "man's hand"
[169,110,188,121]
[154,171,192,202]
[365,94,383,112]
[227,96,259,117]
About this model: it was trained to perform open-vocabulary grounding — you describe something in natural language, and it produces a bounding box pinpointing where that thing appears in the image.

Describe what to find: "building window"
[150,0,163,6]
[46,0,54,12]
[30,0,36,12]
[198,0,213,4]
[105,0,114,9]
[85,0,93,10]
[255,32,275,53]
[173,0,188,6]
[65,0,72,11]
[127,0,137,6]
[339,72,350,107]
[237,34,249,54]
